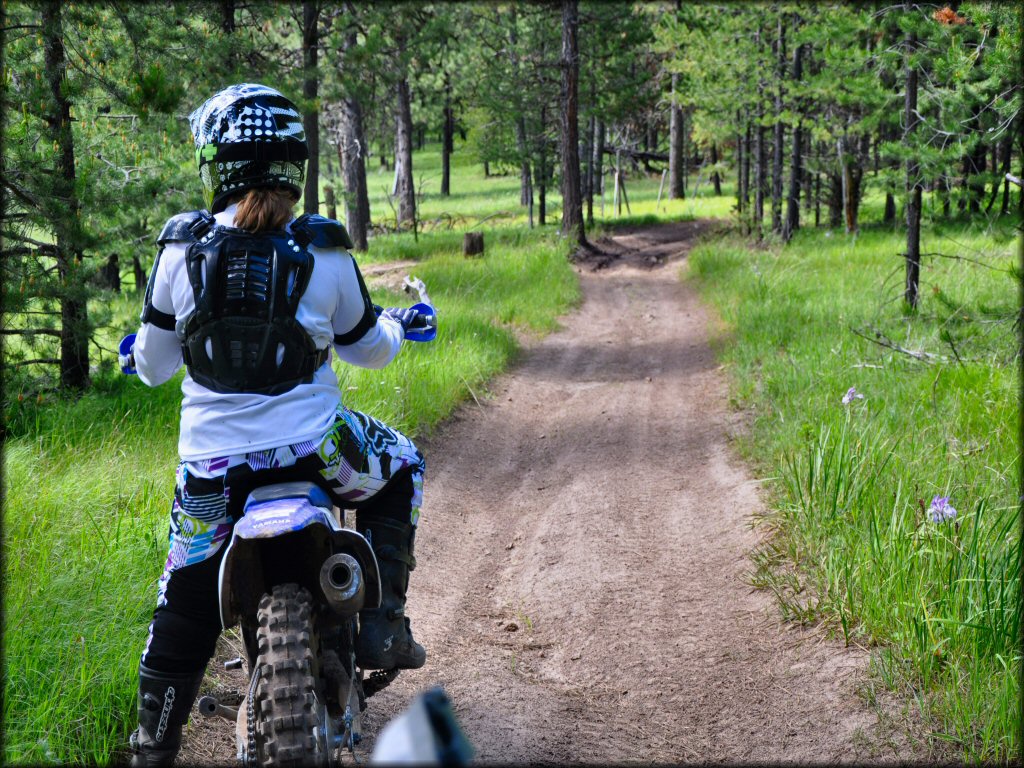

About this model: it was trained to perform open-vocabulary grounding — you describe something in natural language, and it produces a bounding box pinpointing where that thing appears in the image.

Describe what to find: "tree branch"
[0,329,63,337]
[6,358,62,367]
[850,325,944,364]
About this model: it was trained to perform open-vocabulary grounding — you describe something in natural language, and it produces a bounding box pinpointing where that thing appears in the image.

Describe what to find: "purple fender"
[218,497,381,629]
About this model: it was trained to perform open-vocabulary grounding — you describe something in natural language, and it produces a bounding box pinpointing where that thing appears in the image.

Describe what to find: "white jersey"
[134,203,404,461]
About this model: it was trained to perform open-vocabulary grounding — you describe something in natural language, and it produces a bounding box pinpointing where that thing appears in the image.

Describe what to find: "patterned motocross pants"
[140,406,425,673]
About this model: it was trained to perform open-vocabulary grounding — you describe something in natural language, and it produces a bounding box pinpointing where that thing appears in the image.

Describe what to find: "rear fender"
[218,498,381,629]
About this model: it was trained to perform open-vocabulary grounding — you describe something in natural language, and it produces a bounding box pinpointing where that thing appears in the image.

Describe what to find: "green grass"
[688,215,1021,761]
[318,138,733,233]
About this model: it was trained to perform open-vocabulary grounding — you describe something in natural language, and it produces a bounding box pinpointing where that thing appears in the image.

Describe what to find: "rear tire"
[254,584,328,766]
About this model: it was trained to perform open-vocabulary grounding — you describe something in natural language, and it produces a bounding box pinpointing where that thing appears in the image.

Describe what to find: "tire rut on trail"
[181,220,926,764]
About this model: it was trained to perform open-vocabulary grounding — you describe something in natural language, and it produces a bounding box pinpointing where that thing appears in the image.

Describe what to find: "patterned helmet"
[188,83,307,213]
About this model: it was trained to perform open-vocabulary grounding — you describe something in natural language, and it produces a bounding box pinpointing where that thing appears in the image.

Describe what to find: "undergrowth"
[689,217,1021,762]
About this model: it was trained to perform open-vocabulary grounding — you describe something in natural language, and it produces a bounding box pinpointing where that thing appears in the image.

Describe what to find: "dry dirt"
[181,221,929,765]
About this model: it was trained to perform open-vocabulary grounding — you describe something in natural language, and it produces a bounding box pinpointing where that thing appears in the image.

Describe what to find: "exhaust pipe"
[320,553,365,616]
[198,695,238,722]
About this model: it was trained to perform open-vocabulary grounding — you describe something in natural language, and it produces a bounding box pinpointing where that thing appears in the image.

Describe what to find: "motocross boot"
[355,510,427,670]
[128,664,204,767]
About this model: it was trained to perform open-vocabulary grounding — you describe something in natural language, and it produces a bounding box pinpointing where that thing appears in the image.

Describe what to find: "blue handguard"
[405,302,437,343]
[118,333,138,375]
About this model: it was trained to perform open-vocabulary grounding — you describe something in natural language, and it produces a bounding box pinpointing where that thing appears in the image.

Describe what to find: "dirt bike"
[121,278,441,765]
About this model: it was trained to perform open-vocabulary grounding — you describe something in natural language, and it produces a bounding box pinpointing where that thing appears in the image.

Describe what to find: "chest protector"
[179,224,327,396]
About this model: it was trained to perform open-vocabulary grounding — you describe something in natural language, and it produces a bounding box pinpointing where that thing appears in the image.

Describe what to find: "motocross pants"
[140,405,425,674]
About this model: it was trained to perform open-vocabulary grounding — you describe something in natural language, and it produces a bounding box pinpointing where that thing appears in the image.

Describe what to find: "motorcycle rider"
[127,83,426,767]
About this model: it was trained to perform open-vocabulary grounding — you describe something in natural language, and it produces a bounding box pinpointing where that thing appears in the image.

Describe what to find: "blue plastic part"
[243,481,333,513]
[119,333,138,375]
[405,302,437,343]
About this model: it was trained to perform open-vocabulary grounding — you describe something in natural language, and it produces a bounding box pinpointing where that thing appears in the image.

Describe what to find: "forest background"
[2,1,1021,764]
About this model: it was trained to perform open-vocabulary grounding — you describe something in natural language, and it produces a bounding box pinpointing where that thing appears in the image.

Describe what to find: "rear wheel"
[253,584,328,766]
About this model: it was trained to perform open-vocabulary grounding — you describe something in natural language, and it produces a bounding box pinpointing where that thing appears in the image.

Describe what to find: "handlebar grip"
[408,313,436,330]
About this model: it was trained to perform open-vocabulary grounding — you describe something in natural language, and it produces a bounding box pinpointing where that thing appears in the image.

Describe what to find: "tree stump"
[95,253,121,292]
[463,231,485,257]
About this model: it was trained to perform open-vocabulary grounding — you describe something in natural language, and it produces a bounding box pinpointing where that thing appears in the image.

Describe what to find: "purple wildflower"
[841,387,864,405]
[928,495,958,524]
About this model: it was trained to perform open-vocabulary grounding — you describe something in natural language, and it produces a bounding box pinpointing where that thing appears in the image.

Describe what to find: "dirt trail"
[183,221,921,764]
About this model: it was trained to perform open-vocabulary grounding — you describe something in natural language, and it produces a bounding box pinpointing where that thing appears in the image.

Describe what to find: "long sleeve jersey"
[134,203,404,461]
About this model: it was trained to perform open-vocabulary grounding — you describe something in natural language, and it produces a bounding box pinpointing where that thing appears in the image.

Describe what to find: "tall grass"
[689,218,1021,761]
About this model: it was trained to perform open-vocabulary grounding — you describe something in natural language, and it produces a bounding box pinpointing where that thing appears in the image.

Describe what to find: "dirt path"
[183,221,921,764]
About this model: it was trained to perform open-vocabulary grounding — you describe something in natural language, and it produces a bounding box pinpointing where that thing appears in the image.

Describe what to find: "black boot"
[129,664,204,767]
[355,512,427,670]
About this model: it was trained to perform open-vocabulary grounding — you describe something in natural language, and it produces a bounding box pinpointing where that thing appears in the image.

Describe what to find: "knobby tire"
[253,584,327,766]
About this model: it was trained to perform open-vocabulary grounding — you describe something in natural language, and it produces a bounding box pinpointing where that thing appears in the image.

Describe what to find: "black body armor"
[150,210,356,396]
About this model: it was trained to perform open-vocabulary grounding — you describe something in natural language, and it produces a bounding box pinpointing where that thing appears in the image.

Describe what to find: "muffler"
[320,553,365,616]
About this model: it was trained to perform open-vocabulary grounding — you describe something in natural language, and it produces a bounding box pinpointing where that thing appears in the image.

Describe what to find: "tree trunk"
[837,135,862,234]
[517,117,532,206]
[681,110,688,197]
[507,6,531,209]
[43,1,89,390]
[586,111,596,225]
[904,23,922,309]
[1000,135,1012,214]
[394,71,415,226]
[736,126,746,220]
[441,76,453,197]
[742,120,751,214]
[324,185,336,220]
[339,29,370,251]
[340,97,371,248]
[753,25,765,235]
[755,117,766,233]
[133,256,147,293]
[710,143,722,196]
[539,104,547,226]
[221,0,236,70]
[771,16,785,234]
[525,164,535,229]
[559,0,586,245]
[669,74,684,199]
[783,42,803,242]
[884,191,896,224]
[301,0,320,215]
[967,139,986,214]
[221,0,235,32]
[828,170,843,228]
[594,119,605,196]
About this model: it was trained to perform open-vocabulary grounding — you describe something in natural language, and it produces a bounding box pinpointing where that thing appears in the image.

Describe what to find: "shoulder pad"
[157,210,215,245]
[291,214,355,250]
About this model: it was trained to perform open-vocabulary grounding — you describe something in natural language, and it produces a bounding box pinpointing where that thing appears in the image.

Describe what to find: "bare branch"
[6,358,61,367]
[850,325,945,364]
[0,328,63,338]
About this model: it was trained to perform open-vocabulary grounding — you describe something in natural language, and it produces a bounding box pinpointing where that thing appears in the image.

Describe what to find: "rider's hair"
[230,186,298,232]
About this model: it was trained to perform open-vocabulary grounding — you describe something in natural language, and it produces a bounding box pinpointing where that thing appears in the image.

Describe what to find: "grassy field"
[689,210,1021,760]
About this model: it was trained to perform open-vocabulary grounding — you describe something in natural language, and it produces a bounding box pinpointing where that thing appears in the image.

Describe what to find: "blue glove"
[118,333,138,375]
[381,306,419,333]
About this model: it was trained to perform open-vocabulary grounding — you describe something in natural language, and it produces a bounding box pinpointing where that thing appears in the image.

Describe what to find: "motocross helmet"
[188,83,308,213]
